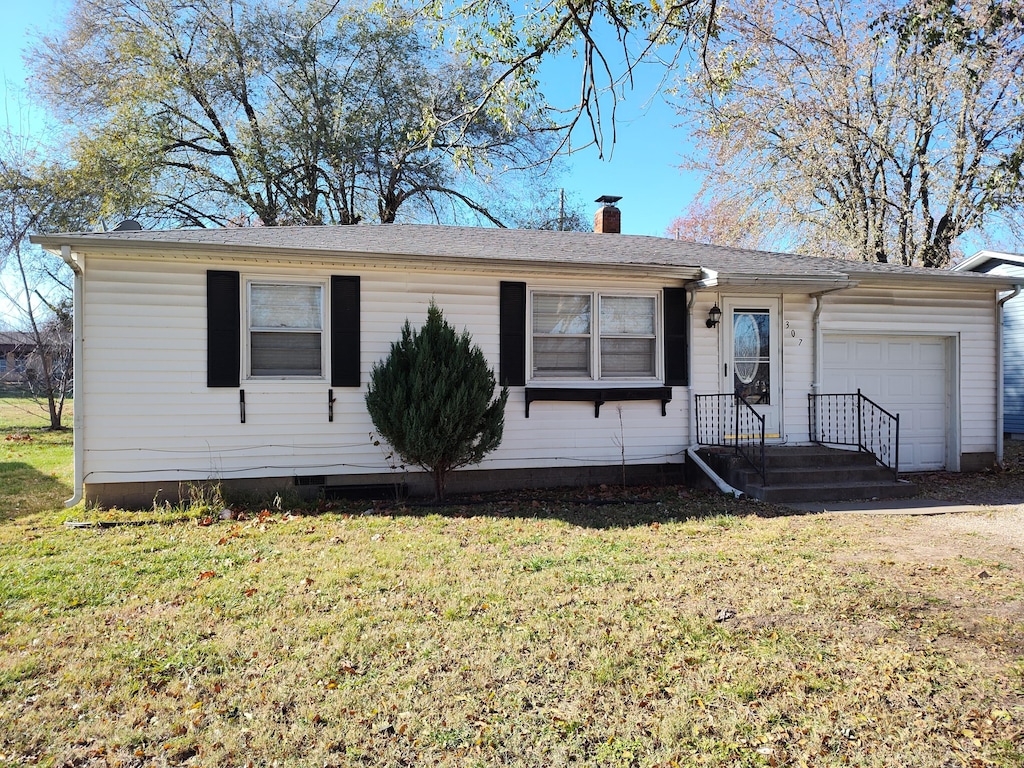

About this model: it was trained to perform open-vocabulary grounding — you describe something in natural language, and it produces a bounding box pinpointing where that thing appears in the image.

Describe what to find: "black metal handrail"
[808,389,900,478]
[695,393,767,485]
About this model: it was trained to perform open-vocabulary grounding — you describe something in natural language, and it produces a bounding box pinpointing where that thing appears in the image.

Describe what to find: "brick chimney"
[594,195,622,234]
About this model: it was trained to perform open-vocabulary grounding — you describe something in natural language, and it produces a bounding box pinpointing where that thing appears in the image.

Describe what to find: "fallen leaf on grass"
[197,571,216,581]
[217,526,242,545]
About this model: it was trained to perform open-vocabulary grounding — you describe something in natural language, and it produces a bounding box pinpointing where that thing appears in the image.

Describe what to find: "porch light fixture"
[706,303,722,328]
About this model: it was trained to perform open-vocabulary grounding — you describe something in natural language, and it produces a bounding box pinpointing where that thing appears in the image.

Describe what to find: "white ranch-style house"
[32,202,1019,507]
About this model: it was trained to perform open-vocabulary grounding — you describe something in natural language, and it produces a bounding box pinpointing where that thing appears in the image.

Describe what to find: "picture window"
[531,292,657,380]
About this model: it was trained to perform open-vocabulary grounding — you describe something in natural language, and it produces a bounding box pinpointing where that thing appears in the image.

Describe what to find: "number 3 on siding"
[785,320,802,344]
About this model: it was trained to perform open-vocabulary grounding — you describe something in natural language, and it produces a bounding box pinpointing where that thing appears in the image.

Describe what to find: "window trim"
[528,289,662,384]
[244,277,328,381]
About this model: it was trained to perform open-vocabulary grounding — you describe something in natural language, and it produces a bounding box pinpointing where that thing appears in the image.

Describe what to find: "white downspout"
[62,245,85,507]
[686,287,698,447]
[684,288,744,497]
[686,447,745,498]
[810,285,855,397]
[812,295,825,397]
[996,286,1021,467]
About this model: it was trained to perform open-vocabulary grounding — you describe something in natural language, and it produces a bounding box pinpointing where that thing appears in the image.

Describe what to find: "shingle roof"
[30,223,1015,287]
[0,330,37,347]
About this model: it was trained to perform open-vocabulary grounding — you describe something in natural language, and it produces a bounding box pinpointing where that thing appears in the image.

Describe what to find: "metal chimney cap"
[595,195,622,205]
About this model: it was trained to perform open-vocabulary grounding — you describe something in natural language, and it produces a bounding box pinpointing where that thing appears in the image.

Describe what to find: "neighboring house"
[954,250,1024,438]
[32,206,1019,508]
[0,331,40,386]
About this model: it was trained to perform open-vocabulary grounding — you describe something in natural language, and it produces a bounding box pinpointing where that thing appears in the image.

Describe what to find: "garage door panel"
[854,342,883,364]
[912,407,946,434]
[919,377,945,398]
[887,341,914,362]
[851,375,882,397]
[886,374,915,397]
[901,443,920,468]
[903,442,945,469]
[916,440,947,467]
[824,334,948,472]
[919,341,946,365]
[823,340,850,365]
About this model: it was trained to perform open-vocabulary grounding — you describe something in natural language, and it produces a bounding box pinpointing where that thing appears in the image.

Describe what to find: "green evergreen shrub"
[365,302,509,501]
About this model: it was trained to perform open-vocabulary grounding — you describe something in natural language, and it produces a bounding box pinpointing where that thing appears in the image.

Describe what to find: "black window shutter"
[499,281,527,386]
[331,276,360,387]
[207,270,240,387]
[663,287,689,386]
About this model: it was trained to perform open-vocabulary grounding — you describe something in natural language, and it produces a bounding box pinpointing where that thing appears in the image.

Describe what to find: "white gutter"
[686,447,745,498]
[61,245,85,507]
[996,286,1022,467]
[692,274,849,292]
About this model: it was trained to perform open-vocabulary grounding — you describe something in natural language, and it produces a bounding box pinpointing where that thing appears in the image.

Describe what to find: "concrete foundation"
[84,462,688,510]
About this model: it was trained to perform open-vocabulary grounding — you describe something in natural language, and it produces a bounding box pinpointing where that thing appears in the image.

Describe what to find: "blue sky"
[0,1,700,238]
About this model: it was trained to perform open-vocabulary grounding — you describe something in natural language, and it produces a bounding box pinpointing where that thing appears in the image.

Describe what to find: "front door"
[723,298,782,440]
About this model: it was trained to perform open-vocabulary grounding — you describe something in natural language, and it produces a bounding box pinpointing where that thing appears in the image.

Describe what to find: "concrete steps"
[698,445,917,503]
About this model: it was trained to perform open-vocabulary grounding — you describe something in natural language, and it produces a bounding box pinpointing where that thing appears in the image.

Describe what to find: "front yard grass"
[1,397,74,520]
[1,401,1022,766]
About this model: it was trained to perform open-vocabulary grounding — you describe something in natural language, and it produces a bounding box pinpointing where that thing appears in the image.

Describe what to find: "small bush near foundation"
[365,302,507,501]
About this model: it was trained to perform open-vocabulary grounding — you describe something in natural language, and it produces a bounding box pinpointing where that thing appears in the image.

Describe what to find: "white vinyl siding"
[531,291,658,381]
[780,294,813,441]
[72,248,1001,491]
[77,258,686,488]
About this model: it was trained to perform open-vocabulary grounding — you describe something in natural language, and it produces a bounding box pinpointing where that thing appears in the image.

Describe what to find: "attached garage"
[822,334,952,471]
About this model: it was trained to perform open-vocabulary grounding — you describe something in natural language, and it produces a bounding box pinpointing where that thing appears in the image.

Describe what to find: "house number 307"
[785,320,803,345]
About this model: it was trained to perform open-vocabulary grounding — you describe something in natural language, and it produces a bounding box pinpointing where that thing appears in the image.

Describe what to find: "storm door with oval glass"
[723,298,782,440]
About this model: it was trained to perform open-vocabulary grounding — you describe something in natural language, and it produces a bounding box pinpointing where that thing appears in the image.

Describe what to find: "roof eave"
[952,249,1024,272]
[848,270,1020,290]
[30,233,705,281]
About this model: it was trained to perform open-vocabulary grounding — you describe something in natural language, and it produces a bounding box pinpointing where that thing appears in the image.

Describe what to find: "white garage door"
[823,335,949,471]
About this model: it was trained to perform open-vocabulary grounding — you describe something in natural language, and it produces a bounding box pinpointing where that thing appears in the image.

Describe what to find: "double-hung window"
[532,292,657,381]
[247,281,324,377]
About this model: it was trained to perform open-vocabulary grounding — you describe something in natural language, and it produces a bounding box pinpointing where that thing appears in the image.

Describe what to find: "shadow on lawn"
[0,461,73,520]
[334,486,803,529]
